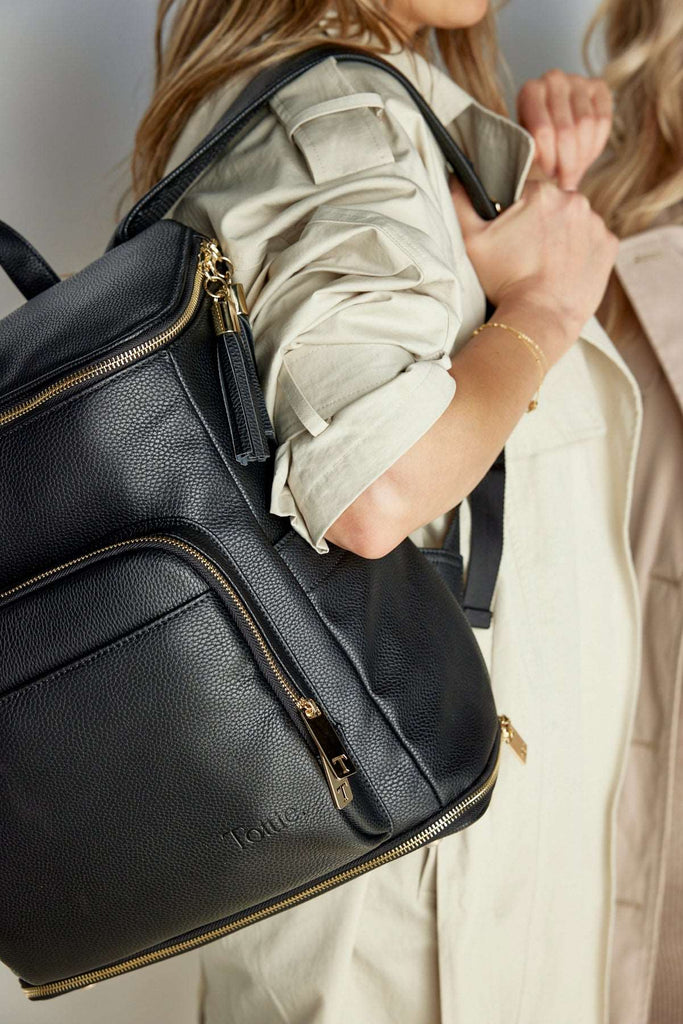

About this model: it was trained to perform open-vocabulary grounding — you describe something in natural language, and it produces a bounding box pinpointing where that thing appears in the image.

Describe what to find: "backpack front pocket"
[0,536,387,987]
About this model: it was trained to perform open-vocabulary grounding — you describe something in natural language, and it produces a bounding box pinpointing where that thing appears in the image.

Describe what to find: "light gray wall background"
[0,0,603,1021]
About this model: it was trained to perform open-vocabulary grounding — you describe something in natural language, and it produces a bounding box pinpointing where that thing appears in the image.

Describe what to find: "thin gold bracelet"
[471,321,547,412]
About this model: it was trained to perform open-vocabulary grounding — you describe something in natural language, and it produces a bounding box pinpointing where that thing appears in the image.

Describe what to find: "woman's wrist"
[492,292,583,367]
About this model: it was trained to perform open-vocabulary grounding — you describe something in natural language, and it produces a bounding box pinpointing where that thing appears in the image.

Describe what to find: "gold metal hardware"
[319,758,354,810]
[299,705,357,810]
[0,248,208,430]
[200,239,247,334]
[212,299,240,335]
[22,724,505,1000]
[232,283,248,316]
[498,715,527,764]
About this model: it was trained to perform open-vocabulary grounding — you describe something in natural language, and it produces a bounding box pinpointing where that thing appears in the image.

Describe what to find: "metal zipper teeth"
[23,738,501,1000]
[0,535,307,713]
[0,252,205,429]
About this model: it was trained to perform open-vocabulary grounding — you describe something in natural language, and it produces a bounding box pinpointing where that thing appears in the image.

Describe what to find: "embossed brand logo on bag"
[224,807,300,851]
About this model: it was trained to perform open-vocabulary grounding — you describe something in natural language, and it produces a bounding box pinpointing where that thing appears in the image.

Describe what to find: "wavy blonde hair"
[131,0,507,198]
[583,0,683,335]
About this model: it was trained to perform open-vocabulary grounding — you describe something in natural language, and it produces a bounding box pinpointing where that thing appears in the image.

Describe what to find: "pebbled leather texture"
[1,582,385,983]
[0,46,502,997]
[0,220,195,408]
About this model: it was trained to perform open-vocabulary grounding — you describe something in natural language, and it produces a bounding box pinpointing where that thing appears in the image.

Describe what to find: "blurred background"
[0,0,601,1019]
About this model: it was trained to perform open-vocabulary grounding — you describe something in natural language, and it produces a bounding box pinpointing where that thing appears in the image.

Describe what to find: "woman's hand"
[450,177,618,366]
[517,71,613,190]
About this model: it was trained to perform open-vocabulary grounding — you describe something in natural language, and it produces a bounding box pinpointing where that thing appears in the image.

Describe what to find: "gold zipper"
[0,534,355,809]
[23,714,517,1001]
[0,241,215,430]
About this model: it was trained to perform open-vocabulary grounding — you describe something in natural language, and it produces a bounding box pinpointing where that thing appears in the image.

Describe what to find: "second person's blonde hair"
[582,0,683,335]
[583,0,683,239]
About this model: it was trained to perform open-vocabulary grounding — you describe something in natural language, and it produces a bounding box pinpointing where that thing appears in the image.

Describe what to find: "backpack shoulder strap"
[112,43,498,246]
[113,43,504,628]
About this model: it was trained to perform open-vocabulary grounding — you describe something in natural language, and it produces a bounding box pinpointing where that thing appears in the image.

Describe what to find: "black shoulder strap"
[461,448,505,628]
[0,220,60,301]
[420,447,505,629]
[112,43,498,246]
[113,43,505,628]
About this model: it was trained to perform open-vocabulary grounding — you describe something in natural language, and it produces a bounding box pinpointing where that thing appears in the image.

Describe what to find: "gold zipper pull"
[299,701,356,810]
[499,715,527,764]
[200,239,241,327]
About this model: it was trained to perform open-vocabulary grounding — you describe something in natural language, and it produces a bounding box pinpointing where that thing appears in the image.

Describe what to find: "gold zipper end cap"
[499,715,527,764]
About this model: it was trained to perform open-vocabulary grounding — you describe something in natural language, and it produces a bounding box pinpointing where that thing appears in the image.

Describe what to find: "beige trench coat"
[166,42,643,1024]
[608,227,683,1024]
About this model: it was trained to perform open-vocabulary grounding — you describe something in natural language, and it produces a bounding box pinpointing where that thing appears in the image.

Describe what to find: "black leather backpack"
[0,45,519,1000]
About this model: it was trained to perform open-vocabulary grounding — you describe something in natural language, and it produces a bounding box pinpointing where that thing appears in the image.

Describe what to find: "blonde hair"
[131,0,507,199]
[584,0,683,238]
[582,0,683,335]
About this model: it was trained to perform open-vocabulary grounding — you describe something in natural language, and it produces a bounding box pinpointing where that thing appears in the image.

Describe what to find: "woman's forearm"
[325,297,571,558]
[327,173,618,559]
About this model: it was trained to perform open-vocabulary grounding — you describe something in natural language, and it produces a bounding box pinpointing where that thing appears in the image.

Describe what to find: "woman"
[583,2,683,1022]
[131,2,641,1022]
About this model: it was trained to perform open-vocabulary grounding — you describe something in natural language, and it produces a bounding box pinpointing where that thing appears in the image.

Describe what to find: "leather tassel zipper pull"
[200,240,275,465]
[236,312,276,444]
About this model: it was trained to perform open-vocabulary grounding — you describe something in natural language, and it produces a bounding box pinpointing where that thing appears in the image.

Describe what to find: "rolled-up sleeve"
[252,199,461,553]
[175,59,469,554]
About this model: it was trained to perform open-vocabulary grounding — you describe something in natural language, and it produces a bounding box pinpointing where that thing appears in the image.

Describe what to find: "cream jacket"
[167,44,643,1024]
[608,227,683,1024]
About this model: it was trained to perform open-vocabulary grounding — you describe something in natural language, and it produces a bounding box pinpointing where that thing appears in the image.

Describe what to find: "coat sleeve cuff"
[269,357,456,553]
